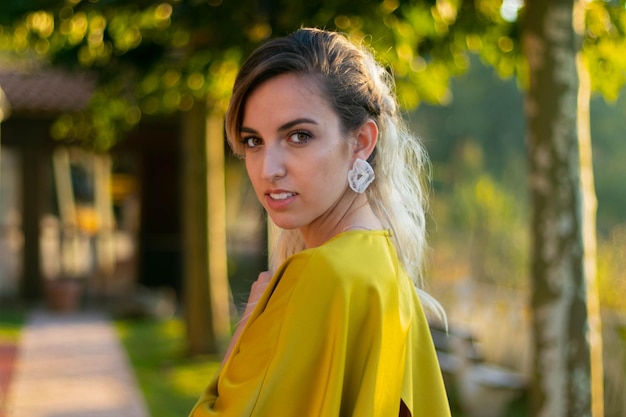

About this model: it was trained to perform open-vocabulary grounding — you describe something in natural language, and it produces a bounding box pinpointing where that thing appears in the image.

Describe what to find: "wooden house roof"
[0,67,94,117]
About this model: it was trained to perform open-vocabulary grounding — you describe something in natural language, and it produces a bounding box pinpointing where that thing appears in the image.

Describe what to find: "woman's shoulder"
[285,230,401,289]
[297,229,392,262]
[312,230,393,259]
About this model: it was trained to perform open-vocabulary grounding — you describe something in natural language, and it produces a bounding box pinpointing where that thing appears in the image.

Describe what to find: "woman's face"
[241,73,356,236]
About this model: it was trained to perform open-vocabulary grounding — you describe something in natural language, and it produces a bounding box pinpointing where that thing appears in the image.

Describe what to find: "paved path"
[4,310,150,417]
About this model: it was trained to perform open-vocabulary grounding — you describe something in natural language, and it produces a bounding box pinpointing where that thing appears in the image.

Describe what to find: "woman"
[189,27,451,417]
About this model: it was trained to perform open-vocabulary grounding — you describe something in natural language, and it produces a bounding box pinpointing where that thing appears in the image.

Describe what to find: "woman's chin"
[273,223,300,231]
[269,218,302,231]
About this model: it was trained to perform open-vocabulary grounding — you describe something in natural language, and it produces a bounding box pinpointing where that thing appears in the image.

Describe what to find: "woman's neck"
[300,196,383,249]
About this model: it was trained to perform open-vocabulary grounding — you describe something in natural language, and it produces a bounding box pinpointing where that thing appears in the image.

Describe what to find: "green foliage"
[597,225,626,311]
[426,141,529,286]
[419,52,626,296]
[1,0,625,150]
[584,0,626,102]
[416,57,529,286]
[116,318,220,417]
[0,0,498,148]
[0,0,261,149]
[590,92,626,234]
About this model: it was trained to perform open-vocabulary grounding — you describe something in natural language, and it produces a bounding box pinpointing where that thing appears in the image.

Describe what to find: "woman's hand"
[223,270,273,364]
[242,271,273,318]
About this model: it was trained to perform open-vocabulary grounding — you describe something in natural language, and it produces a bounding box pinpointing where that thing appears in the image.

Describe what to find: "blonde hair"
[226,28,443,317]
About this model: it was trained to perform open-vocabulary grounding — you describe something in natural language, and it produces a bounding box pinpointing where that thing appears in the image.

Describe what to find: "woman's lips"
[269,191,296,200]
[265,191,297,210]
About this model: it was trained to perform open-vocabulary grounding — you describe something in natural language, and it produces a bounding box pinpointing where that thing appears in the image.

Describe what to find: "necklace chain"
[341,225,372,232]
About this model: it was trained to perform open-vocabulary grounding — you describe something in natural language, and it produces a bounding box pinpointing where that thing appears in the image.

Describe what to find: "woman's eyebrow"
[240,118,318,135]
[240,126,258,135]
[277,118,318,132]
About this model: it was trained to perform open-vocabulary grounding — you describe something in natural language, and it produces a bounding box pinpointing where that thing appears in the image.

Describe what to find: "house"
[0,65,184,307]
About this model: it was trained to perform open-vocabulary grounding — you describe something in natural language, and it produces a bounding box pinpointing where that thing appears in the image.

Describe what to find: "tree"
[522,1,600,415]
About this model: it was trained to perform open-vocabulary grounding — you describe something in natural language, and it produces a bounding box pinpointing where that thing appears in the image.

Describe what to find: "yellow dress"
[189,230,451,417]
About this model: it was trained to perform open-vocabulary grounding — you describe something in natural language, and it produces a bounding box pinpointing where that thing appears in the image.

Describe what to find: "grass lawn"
[115,317,220,417]
[0,309,24,342]
[0,308,24,414]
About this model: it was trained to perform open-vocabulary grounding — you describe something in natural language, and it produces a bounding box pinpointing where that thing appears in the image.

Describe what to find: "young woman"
[189,27,451,417]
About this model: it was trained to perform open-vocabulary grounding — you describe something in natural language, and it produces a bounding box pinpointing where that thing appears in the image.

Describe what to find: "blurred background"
[0,1,624,417]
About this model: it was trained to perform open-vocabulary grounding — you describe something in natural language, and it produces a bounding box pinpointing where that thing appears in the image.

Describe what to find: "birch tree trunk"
[523,0,602,416]
[574,4,604,416]
[181,99,231,355]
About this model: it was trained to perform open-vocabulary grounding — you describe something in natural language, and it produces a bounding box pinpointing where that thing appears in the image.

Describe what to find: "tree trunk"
[522,0,601,416]
[574,3,604,416]
[181,99,231,355]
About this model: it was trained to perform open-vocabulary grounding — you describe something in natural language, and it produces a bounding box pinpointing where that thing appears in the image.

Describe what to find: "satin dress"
[189,230,451,417]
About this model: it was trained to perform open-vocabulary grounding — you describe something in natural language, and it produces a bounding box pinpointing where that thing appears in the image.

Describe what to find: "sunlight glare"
[501,0,523,21]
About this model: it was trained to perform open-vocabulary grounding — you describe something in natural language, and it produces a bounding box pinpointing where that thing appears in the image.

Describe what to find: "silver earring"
[348,158,375,193]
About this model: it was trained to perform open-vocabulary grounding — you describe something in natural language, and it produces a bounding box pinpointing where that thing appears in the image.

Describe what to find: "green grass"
[115,317,221,417]
[0,309,25,342]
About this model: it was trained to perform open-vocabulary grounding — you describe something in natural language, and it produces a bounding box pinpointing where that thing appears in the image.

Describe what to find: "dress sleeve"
[189,249,409,417]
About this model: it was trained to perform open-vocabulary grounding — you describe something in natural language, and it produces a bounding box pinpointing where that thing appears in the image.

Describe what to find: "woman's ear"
[353,119,378,160]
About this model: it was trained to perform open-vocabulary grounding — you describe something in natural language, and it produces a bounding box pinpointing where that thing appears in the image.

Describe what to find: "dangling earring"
[348,158,375,193]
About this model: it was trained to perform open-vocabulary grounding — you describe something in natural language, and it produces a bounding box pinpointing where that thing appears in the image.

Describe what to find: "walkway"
[3,309,150,417]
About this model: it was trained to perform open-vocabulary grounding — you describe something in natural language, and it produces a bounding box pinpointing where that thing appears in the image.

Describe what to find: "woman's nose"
[261,145,286,181]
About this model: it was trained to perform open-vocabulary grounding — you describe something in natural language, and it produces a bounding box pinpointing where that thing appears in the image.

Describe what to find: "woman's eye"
[242,137,262,148]
[289,131,312,144]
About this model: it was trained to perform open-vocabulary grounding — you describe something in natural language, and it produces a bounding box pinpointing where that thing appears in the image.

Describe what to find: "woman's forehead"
[242,74,335,126]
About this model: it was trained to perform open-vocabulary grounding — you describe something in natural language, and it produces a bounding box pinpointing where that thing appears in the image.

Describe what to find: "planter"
[45,278,84,313]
